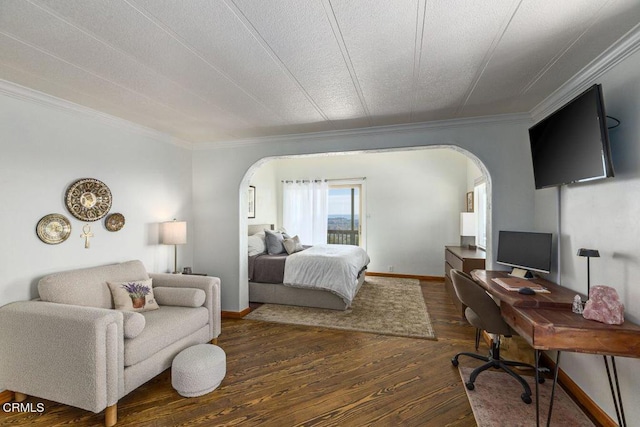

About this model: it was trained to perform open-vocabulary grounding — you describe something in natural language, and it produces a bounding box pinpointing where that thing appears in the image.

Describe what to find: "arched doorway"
[238,145,492,309]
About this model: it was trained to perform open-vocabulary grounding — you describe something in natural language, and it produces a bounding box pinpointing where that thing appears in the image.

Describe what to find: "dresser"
[444,246,486,318]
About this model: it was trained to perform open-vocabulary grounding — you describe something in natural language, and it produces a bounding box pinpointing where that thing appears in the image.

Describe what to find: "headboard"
[248,224,274,235]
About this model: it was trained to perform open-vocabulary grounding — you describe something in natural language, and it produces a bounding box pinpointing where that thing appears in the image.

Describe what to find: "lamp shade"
[460,212,477,237]
[577,248,600,257]
[160,220,187,245]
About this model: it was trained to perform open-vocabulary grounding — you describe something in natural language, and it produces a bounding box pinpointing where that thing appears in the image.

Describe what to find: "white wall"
[0,89,193,308]
[247,159,278,227]
[466,157,483,191]
[533,47,640,423]
[192,117,535,313]
[265,149,470,276]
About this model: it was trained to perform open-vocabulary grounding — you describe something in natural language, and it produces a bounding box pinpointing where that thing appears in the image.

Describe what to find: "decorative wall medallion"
[105,213,125,232]
[36,213,72,244]
[65,178,112,221]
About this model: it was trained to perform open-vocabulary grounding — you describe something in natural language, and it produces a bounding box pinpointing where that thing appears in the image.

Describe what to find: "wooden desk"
[471,270,640,426]
[471,270,640,357]
[471,270,575,309]
[502,305,640,357]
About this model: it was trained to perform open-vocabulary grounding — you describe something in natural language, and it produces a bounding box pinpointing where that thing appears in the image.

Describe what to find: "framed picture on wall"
[248,186,256,218]
[466,191,474,212]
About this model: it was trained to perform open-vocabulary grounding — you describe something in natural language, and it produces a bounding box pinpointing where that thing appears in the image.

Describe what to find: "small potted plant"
[121,282,151,309]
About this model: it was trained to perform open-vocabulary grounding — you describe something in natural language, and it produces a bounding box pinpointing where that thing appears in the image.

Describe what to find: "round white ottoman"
[172,344,226,397]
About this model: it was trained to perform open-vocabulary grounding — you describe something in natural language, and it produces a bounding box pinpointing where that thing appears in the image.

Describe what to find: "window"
[474,181,487,249]
[327,181,365,246]
[282,178,365,247]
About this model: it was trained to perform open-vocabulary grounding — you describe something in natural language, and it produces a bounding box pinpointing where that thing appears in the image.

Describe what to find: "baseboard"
[366,271,444,282]
[0,390,14,404]
[221,307,251,319]
[540,353,616,427]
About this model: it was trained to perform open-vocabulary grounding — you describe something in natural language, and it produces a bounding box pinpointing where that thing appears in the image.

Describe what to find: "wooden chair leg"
[14,392,27,402]
[105,404,117,427]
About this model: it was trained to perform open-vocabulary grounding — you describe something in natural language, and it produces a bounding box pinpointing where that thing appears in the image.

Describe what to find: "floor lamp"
[160,220,187,274]
[577,248,599,301]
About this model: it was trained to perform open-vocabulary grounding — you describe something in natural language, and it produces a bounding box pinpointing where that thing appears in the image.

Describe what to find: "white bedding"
[283,244,370,306]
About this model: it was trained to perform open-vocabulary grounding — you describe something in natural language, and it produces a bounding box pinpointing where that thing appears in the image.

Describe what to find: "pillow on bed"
[248,231,266,256]
[283,235,304,255]
[265,229,290,255]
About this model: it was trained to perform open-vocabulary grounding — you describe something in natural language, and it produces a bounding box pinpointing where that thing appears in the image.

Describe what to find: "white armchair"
[0,260,221,426]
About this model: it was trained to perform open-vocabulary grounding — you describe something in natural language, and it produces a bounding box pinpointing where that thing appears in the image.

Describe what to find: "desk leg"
[546,352,561,427]
[533,350,561,426]
[535,350,540,427]
[604,355,626,427]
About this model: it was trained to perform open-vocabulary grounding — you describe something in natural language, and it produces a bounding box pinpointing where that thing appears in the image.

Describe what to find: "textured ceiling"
[1,0,639,145]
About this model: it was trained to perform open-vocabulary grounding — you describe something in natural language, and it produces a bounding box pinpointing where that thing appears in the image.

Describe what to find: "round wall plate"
[36,213,72,244]
[66,178,112,221]
[105,213,125,232]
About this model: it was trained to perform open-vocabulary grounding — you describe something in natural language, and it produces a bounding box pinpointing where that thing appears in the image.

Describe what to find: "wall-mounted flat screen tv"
[529,84,614,189]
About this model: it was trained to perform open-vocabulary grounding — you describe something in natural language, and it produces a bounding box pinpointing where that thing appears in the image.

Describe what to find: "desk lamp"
[577,248,599,301]
[160,219,187,274]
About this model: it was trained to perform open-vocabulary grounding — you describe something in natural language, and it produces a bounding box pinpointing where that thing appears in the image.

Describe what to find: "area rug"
[459,367,594,426]
[244,277,436,339]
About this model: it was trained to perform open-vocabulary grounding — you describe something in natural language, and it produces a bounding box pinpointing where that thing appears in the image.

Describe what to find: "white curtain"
[283,180,328,245]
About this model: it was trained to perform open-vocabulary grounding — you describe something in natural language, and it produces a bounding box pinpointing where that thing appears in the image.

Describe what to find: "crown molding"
[530,24,640,122]
[0,79,192,149]
[193,112,532,150]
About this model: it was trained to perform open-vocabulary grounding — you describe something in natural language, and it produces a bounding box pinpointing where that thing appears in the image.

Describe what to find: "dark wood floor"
[1,281,486,426]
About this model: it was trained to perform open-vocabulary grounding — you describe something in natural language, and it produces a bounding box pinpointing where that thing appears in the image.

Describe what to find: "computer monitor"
[496,231,552,277]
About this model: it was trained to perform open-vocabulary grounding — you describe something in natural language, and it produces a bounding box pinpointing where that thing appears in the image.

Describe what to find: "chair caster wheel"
[451,358,459,367]
[465,382,475,391]
[538,377,545,384]
[521,393,532,404]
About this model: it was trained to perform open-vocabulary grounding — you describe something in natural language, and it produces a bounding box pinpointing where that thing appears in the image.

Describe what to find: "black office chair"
[449,269,542,404]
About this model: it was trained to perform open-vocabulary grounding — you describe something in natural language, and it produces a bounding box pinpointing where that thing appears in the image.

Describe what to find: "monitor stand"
[509,267,534,279]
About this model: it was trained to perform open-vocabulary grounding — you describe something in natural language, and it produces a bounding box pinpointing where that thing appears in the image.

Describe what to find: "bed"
[247,224,369,310]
